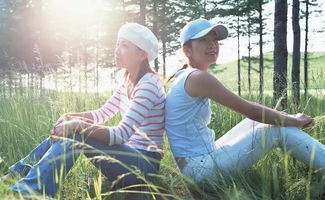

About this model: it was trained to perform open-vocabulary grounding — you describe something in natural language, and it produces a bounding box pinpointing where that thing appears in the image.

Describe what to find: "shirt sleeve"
[107,80,160,145]
[90,89,121,124]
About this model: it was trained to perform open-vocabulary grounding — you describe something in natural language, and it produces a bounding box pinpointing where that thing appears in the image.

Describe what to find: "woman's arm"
[53,77,164,145]
[102,80,162,145]
[55,89,122,127]
[53,112,94,133]
[64,112,95,123]
[51,119,110,143]
[51,90,122,142]
[185,70,312,127]
[78,121,110,143]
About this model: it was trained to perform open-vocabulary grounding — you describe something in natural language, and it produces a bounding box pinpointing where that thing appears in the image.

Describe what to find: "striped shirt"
[90,73,165,152]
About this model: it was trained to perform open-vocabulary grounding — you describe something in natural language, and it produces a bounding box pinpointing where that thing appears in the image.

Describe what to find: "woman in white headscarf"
[7,23,165,199]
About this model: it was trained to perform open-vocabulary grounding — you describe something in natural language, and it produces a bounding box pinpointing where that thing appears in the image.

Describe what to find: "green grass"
[213,51,325,93]
[0,52,324,199]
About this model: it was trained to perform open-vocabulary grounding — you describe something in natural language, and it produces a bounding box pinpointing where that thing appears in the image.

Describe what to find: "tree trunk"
[273,0,288,110]
[69,56,73,93]
[258,0,264,102]
[152,0,159,72]
[14,75,18,96]
[162,37,166,78]
[237,13,241,96]
[292,0,300,104]
[0,77,5,97]
[162,1,167,78]
[68,47,73,93]
[30,72,34,97]
[62,67,66,92]
[79,68,82,93]
[96,29,100,95]
[28,73,30,92]
[39,75,43,97]
[8,67,12,97]
[247,1,251,94]
[55,70,58,92]
[139,0,146,25]
[2,76,6,97]
[84,42,88,94]
[304,0,309,99]
[19,73,23,96]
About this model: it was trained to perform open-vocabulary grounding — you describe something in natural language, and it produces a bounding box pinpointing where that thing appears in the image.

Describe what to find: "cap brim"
[192,24,228,41]
[213,25,228,40]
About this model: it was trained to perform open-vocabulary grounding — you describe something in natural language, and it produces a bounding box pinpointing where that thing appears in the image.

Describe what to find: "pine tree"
[292,0,301,104]
[273,0,288,109]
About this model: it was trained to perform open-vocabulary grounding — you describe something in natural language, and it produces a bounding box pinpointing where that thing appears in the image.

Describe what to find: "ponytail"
[165,40,192,84]
[166,64,188,84]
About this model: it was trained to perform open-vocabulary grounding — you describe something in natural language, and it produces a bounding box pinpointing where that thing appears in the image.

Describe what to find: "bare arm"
[54,112,94,129]
[185,70,312,127]
[65,112,95,123]
[79,121,110,143]
[52,119,110,143]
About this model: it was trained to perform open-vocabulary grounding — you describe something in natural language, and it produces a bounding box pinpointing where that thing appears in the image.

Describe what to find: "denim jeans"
[181,118,325,182]
[9,135,161,197]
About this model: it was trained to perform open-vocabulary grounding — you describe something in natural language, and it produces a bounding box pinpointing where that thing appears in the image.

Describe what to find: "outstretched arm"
[185,70,313,128]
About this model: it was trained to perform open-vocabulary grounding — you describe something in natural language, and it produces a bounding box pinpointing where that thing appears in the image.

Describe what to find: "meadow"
[0,52,324,199]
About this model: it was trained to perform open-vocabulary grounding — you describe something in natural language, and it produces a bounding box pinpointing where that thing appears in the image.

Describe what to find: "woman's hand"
[293,113,313,128]
[51,119,84,142]
[54,114,71,127]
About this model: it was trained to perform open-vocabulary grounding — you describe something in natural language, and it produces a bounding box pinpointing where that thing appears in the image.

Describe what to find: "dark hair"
[166,40,192,83]
[124,58,156,89]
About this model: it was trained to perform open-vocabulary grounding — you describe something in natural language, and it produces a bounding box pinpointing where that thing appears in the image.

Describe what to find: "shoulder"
[134,73,165,98]
[139,73,164,90]
[187,70,218,88]
[186,70,220,97]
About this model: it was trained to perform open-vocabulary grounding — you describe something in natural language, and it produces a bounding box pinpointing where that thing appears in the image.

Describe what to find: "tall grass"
[1,92,323,199]
[0,52,325,199]
[206,94,325,200]
[0,93,180,199]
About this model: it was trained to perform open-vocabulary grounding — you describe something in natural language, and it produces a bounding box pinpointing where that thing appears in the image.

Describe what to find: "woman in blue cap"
[5,23,165,199]
[165,19,325,182]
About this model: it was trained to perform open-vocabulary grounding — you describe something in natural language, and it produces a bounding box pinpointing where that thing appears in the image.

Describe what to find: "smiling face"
[183,31,219,70]
[114,38,147,70]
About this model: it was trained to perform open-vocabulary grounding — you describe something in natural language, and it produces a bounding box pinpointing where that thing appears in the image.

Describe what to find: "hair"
[166,40,192,84]
[124,58,154,81]
[123,52,157,97]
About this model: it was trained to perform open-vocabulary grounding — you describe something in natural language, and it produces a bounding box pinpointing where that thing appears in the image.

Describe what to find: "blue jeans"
[181,119,325,182]
[9,135,161,197]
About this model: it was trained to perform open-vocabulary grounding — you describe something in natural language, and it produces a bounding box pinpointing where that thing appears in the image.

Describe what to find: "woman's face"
[184,31,219,69]
[114,38,147,69]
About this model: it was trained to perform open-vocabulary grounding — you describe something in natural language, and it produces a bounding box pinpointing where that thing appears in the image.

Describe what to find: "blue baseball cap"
[180,19,228,46]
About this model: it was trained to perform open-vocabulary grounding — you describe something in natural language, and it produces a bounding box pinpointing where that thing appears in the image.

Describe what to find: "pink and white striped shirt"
[90,73,165,152]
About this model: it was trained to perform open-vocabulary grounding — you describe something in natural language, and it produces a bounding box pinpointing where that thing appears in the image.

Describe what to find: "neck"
[188,59,209,71]
[127,64,147,85]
